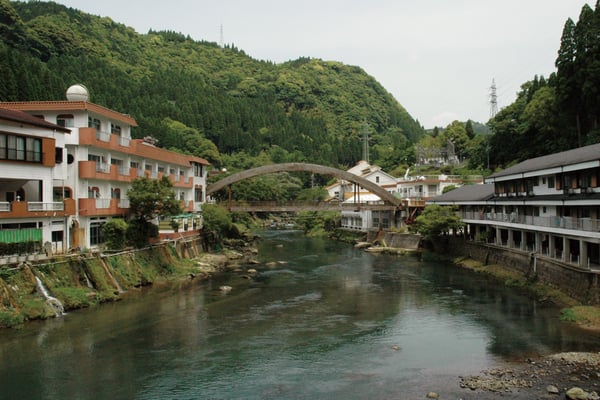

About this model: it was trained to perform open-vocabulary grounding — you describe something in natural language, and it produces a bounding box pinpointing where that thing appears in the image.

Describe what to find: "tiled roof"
[0,108,71,133]
[130,140,209,166]
[489,142,600,178]
[427,184,495,203]
[0,101,138,127]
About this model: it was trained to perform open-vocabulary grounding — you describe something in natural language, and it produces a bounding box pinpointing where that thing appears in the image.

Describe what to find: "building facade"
[0,108,74,255]
[429,143,600,270]
[328,160,482,231]
[0,85,209,253]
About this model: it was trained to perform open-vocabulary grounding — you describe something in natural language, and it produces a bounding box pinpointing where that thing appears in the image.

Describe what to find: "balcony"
[0,199,75,219]
[461,211,600,234]
[78,198,130,216]
[79,161,137,182]
[79,127,131,149]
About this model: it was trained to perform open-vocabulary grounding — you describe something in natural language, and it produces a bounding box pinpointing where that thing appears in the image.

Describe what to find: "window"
[130,161,139,169]
[53,187,71,201]
[194,188,203,202]
[88,186,100,198]
[0,133,42,163]
[193,163,203,177]
[90,220,105,246]
[548,176,555,189]
[55,147,63,163]
[57,114,74,127]
[111,124,121,135]
[179,192,185,201]
[375,176,380,183]
[111,188,121,199]
[88,117,101,130]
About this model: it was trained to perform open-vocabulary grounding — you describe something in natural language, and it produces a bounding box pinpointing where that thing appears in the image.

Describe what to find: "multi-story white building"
[0,107,73,255]
[429,143,600,269]
[0,85,209,252]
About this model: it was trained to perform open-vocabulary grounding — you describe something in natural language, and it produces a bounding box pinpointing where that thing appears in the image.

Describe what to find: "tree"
[200,204,233,250]
[127,176,182,222]
[102,218,128,250]
[126,176,182,247]
[414,204,464,239]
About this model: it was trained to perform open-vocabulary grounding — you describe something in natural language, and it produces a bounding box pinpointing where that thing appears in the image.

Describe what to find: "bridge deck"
[217,201,400,212]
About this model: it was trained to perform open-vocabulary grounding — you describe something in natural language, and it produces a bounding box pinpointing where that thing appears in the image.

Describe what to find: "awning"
[0,228,43,243]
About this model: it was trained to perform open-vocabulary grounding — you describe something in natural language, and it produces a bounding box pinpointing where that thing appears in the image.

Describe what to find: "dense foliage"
[0,0,425,175]
[414,204,464,239]
[488,2,600,168]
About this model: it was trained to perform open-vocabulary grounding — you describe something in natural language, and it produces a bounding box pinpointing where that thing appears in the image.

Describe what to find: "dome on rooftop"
[66,84,89,101]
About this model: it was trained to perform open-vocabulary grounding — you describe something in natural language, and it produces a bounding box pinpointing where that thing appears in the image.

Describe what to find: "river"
[0,230,598,399]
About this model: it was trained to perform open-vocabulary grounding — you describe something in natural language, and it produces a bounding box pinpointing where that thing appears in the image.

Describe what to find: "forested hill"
[0,0,424,169]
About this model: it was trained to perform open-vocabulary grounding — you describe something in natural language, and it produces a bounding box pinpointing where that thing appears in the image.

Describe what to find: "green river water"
[0,230,598,399]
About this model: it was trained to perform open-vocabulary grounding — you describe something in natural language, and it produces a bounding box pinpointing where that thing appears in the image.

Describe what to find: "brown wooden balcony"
[78,198,130,217]
[0,198,75,219]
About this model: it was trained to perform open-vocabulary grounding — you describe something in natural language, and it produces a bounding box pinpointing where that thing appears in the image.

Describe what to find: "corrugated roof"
[0,108,71,133]
[489,142,600,178]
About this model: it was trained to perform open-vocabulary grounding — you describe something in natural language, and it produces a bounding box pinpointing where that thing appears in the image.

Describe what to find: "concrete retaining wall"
[437,237,600,305]
[365,231,421,250]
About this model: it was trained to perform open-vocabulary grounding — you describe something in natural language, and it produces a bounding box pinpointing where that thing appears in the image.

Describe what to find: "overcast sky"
[52,0,591,128]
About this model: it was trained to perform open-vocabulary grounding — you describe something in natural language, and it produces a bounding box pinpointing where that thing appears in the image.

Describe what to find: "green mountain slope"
[1,0,424,169]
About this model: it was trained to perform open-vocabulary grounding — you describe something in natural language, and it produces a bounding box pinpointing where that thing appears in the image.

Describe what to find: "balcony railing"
[0,202,10,212]
[96,130,111,142]
[461,211,600,233]
[27,202,65,211]
[95,198,111,209]
[118,136,131,147]
[118,198,130,208]
[96,162,110,173]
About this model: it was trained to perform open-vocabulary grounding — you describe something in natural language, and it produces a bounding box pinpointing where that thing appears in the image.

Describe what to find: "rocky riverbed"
[455,352,600,399]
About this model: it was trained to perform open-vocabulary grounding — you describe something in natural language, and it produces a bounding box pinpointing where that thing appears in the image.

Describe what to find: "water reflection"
[0,230,598,400]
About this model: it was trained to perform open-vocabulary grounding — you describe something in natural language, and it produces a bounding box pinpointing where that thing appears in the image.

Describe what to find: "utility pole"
[489,79,498,119]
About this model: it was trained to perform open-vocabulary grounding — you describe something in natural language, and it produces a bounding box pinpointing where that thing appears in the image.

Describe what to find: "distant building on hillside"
[415,139,458,167]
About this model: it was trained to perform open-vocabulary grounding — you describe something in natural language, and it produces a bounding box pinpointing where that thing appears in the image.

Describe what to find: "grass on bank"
[453,256,600,330]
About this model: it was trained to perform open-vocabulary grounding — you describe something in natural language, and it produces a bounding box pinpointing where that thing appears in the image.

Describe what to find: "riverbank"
[0,237,258,329]
[445,255,600,399]
[452,255,600,331]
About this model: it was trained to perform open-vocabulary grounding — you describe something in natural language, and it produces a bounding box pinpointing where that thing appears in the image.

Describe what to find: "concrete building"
[0,108,74,255]
[429,143,600,270]
[0,85,209,253]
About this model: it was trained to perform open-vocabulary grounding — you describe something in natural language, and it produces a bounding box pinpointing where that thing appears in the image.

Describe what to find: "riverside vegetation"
[0,237,259,329]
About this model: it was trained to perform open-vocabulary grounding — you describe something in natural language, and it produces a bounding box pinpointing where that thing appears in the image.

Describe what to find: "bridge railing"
[217,200,397,211]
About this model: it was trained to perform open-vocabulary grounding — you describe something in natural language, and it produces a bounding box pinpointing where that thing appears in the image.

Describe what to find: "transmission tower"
[219,24,224,47]
[361,120,370,163]
[489,78,498,118]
